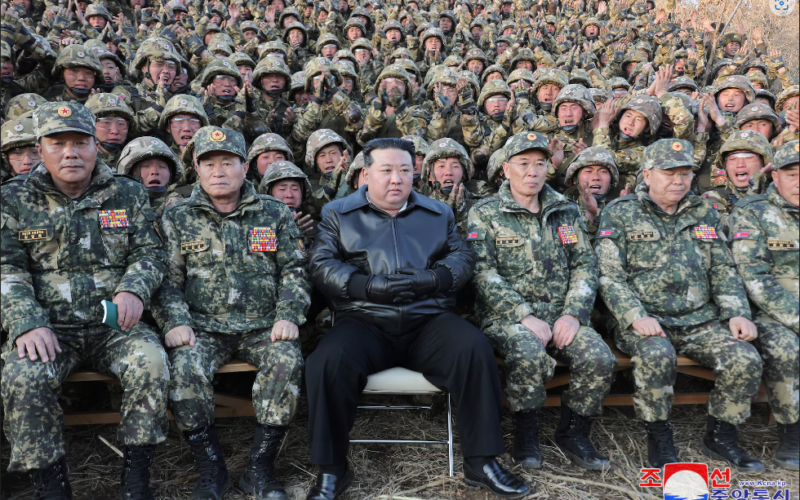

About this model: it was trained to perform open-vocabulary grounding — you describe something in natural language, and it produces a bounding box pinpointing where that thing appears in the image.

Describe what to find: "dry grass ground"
[2,372,798,500]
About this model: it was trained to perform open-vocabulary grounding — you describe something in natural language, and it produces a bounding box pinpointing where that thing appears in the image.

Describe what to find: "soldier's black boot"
[119,445,157,500]
[701,416,765,474]
[239,424,288,500]
[774,421,800,471]
[183,425,231,500]
[512,409,542,469]
[554,405,610,471]
[645,420,678,469]
[29,456,72,500]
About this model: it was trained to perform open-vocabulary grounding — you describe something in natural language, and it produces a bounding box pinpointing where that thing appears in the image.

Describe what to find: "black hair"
[362,138,415,168]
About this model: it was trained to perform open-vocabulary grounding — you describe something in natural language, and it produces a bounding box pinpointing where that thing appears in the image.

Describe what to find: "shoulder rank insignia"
[250,228,277,252]
[767,240,796,250]
[629,231,656,241]
[18,228,50,241]
[693,225,718,239]
[181,240,208,252]
[557,224,578,245]
[99,209,129,228]
[733,231,750,240]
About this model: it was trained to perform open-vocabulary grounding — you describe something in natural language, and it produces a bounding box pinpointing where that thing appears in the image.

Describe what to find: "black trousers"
[305,312,507,465]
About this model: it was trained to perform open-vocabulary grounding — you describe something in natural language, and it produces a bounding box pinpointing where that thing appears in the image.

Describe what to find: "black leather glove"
[366,274,416,304]
[397,267,453,296]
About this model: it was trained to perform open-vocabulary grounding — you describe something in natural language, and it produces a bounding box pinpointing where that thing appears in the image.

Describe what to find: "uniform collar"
[498,180,569,215]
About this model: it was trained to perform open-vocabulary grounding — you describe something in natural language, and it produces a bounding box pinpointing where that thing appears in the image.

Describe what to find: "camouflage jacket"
[357,102,426,145]
[203,96,247,134]
[420,185,475,236]
[729,185,799,333]
[564,185,606,244]
[0,161,165,341]
[471,110,557,170]
[289,93,363,161]
[254,95,295,137]
[547,123,594,193]
[425,109,483,150]
[152,180,311,335]
[467,181,598,328]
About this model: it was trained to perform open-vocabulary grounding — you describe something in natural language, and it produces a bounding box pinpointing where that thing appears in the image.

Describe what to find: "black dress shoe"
[463,459,530,499]
[305,468,353,500]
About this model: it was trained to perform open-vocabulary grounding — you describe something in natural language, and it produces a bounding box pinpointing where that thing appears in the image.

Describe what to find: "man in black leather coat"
[305,138,530,500]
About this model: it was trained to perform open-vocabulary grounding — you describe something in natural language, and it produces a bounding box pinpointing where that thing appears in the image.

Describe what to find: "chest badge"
[693,225,718,240]
[19,228,50,241]
[99,209,129,228]
[767,240,796,249]
[250,228,277,252]
[558,224,578,245]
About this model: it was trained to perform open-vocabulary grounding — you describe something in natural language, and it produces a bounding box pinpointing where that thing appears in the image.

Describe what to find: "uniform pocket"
[99,225,134,267]
[19,225,59,271]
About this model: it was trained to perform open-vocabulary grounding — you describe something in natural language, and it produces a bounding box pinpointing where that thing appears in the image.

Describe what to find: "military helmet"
[335,49,358,67]
[773,140,799,169]
[633,40,653,56]
[401,135,429,158]
[350,37,374,54]
[421,138,474,183]
[247,133,294,164]
[305,129,352,168]
[478,80,511,108]
[259,161,313,200]
[350,7,373,31]
[390,47,414,62]
[642,139,695,170]
[713,75,756,104]
[383,20,405,41]
[754,89,777,107]
[415,22,433,36]
[209,42,234,57]
[615,95,662,136]
[278,6,302,25]
[259,40,289,60]
[439,9,457,24]
[504,131,553,161]
[336,60,359,83]
[231,52,256,69]
[282,22,308,43]
[776,84,799,112]
[443,54,463,68]
[565,146,619,187]
[552,84,597,120]
[717,129,774,167]
[4,93,49,120]
[507,68,536,87]
[425,66,458,99]
[52,44,104,82]
[496,35,514,47]
[734,103,782,134]
[117,136,181,181]
[745,71,768,90]
[343,17,367,37]
[709,58,733,80]
[200,58,244,88]
[487,148,506,184]
[33,101,97,138]
[289,71,306,94]
[481,64,507,85]
[569,68,592,88]
[420,27,446,48]
[670,92,696,115]
[464,48,488,67]
[1,118,37,153]
[510,48,536,69]
[582,17,603,31]
[317,33,342,55]
[158,94,209,132]
[742,58,768,75]
[531,68,569,96]
[193,126,247,161]
[303,57,343,91]
[589,88,610,105]
[376,64,413,100]
[667,76,699,93]
[132,38,180,73]
[395,59,421,81]
[84,3,112,22]
[498,20,515,35]
[253,56,292,92]
[240,20,260,33]
[166,0,188,14]
[84,93,134,124]
[344,151,366,188]
[89,47,127,76]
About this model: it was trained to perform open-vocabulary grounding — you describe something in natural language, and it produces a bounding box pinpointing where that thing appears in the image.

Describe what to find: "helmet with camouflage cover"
[719,32,744,48]
[746,71,768,90]
[200,58,244,88]
[390,47,414,62]
[776,84,799,112]
[344,152,366,188]
[335,49,358,67]
[84,3,112,22]
[231,52,256,69]
[279,6,302,25]
[1,118,37,153]
[259,161,313,200]
[742,58,768,75]
[443,54,463,68]
[415,22,433,36]
[773,140,799,169]
[754,89,777,107]
[193,126,247,160]
[667,76,698,93]
[350,37,374,54]
[469,15,485,29]
[531,68,569,97]
[351,6,374,31]
[439,9,457,25]
[486,148,506,184]
[85,93,134,125]
[117,136,181,182]
[621,50,647,70]
[569,68,592,88]
[282,22,308,44]
[629,61,652,84]
[289,71,306,97]
[317,33,342,55]
[582,17,603,33]
[496,35,514,47]
[459,70,480,98]
[247,133,294,164]
[343,17,367,38]
[89,47,127,77]
[734,103,782,135]
[481,64,507,85]
[615,95,662,135]
[259,40,289,60]
[305,129,353,168]
[633,41,653,57]
[504,131,553,161]
[4,93,49,120]
[670,91,696,115]
[464,48,488,67]
[240,20,260,34]
[336,60,358,84]
[425,66,457,99]
[208,33,235,48]
[383,20,405,41]
[552,84,597,120]
[52,44,104,82]
[376,64,413,100]
[253,56,292,92]
[510,48,536,69]
[401,135,429,159]
[545,14,557,24]
[132,38,180,74]
[478,80,511,108]
[713,75,755,104]
[304,57,343,91]
[209,42,233,57]
[716,129,774,169]
[33,101,97,138]
[159,94,209,132]
[422,138,474,183]
[166,0,188,14]
[642,139,695,170]
[507,68,536,88]
[420,27,446,48]
[589,88,610,105]
[608,77,630,91]
[395,58,421,82]
[498,20,515,35]
[565,146,619,187]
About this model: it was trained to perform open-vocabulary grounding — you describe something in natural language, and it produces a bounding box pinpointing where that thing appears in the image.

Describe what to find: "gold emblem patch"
[527,133,537,140]
[210,130,226,141]
[18,228,50,241]
[629,231,657,241]
[181,240,208,252]
[672,142,682,151]
[58,107,72,117]
[767,240,797,250]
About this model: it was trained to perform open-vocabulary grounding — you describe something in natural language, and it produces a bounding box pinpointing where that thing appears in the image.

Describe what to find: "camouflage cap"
[33,101,96,138]
[4,93,49,120]
[642,139,695,170]
[773,140,799,169]
[459,70,480,97]
[343,16,367,36]
[504,131,553,161]
[259,160,312,200]
[133,37,180,72]
[511,48,536,69]
[279,6,302,25]
[84,93,134,124]
[1,118,37,152]
[159,95,209,132]
[734,103,782,132]
[718,129,774,166]
[0,40,11,63]
[565,146,619,187]
[305,129,352,167]
[117,136,181,180]
[395,58,421,80]
[336,60,358,82]
[247,133,294,164]
[344,151,366,188]
[569,68,592,88]
[193,126,246,161]
[421,138,474,183]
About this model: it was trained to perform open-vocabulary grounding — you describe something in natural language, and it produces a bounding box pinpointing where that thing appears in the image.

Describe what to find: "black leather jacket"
[308,186,475,335]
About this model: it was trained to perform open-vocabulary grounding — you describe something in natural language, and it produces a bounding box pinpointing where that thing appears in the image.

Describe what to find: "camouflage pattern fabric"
[750,314,799,425]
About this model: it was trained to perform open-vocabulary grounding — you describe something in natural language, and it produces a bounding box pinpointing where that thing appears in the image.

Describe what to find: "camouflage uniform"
[43,45,104,105]
[420,138,477,235]
[252,56,296,138]
[152,127,310,431]
[0,30,56,111]
[547,84,596,193]
[84,92,135,170]
[357,65,427,145]
[424,67,482,150]
[595,139,762,425]
[562,146,620,243]
[467,132,616,416]
[728,141,799,425]
[117,137,183,217]
[1,102,168,472]
[304,129,353,215]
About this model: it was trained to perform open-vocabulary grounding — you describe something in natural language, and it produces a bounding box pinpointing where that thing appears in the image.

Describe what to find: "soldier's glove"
[732,52,747,68]
[181,16,194,29]
[348,274,416,304]
[388,89,405,109]
[325,72,340,98]
[768,54,786,73]
[346,103,363,125]
[1,22,16,47]
[369,94,384,113]
[245,88,257,113]
[457,84,474,109]
[514,88,530,101]
[435,92,452,116]
[397,267,451,296]
[312,74,328,104]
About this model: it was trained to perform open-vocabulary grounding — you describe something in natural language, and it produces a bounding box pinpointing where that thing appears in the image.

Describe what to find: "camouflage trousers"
[752,313,799,425]
[168,329,303,431]
[615,319,763,425]
[1,324,170,472]
[484,322,617,415]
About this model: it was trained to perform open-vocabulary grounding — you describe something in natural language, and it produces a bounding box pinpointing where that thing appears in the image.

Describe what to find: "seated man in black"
[305,138,529,500]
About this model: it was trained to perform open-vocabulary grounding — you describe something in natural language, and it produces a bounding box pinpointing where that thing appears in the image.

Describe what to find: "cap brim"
[39,126,95,138]
[506,145,554,162]
[195,144,246,161]
[655,161,696,170]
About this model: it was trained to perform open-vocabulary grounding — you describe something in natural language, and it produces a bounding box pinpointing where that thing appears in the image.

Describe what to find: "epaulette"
[604,193,637,209]
[471,194,500,210]
[733,193,768,208]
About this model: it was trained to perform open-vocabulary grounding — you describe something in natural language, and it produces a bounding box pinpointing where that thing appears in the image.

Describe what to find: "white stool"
[350,367,455,477]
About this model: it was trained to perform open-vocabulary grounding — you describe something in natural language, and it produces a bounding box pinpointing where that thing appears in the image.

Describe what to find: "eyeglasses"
[213,75,236,84]
[507,160,548,172]
[354,49,370,55]
[486,96,509,104]
[440,85,456,91]
[96,117,129,130]
[171,117,201,127]
[323,43,338,49]
[383,77,399,83]
[152,61,177,71]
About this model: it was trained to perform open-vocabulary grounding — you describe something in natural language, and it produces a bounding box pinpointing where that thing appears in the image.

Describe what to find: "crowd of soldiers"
[0,0,798,498]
